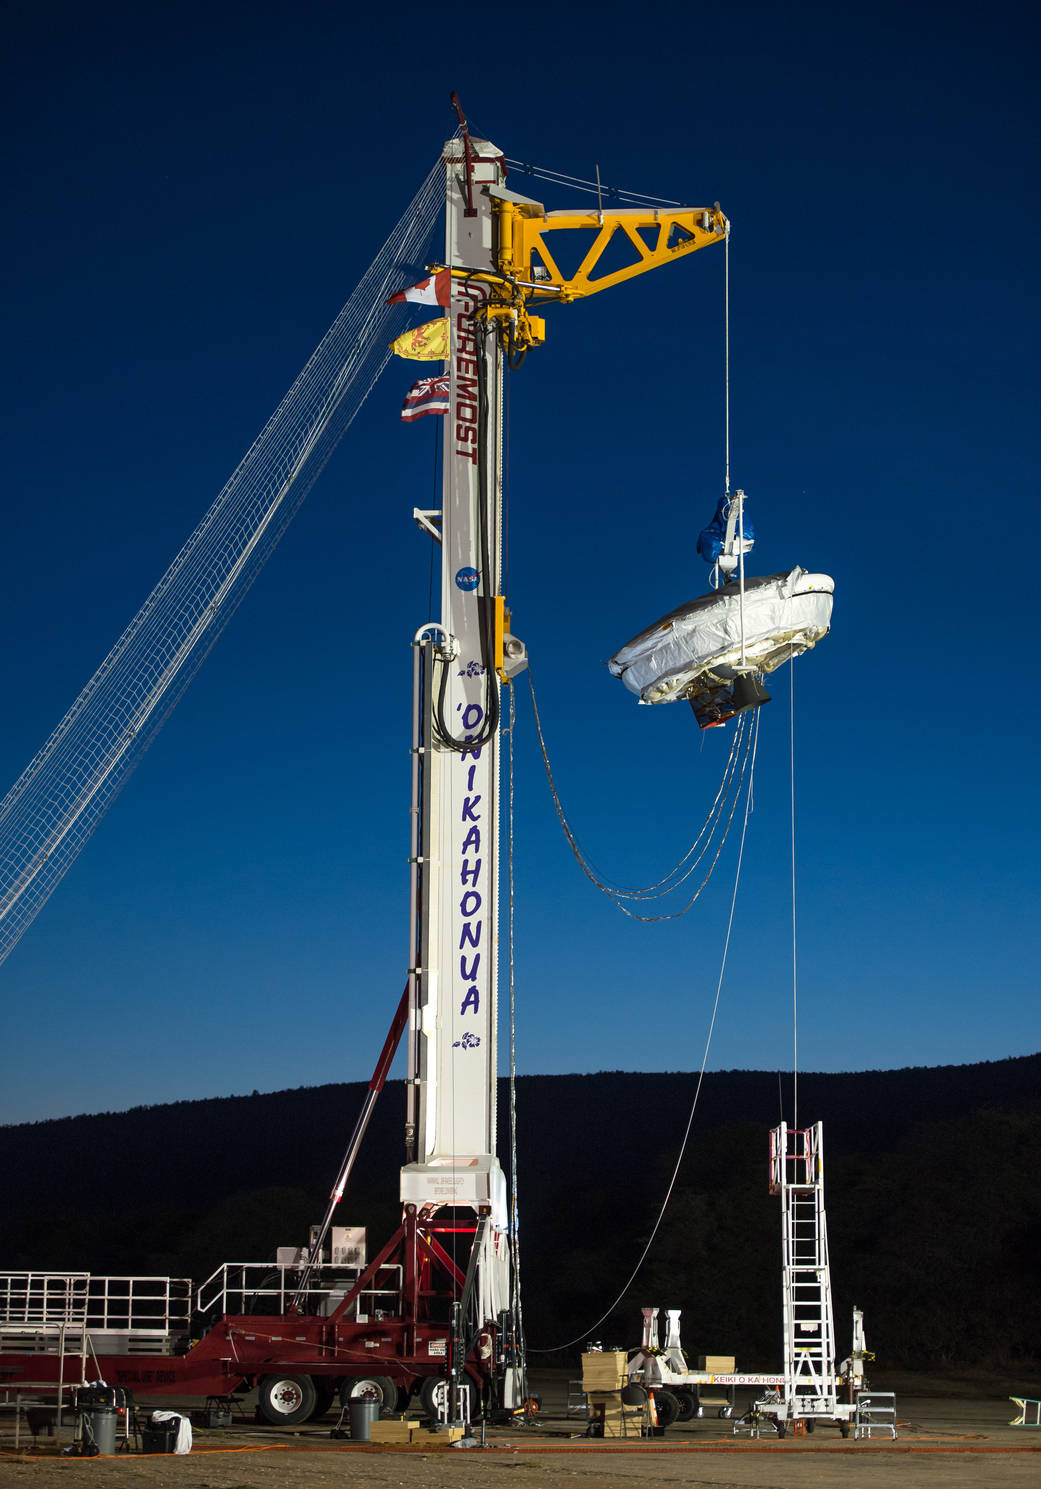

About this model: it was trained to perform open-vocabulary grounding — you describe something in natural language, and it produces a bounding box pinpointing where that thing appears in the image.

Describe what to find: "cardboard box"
[581,1350,627,1391]
[698,1355,736,1373]
[587,1389,643,1438]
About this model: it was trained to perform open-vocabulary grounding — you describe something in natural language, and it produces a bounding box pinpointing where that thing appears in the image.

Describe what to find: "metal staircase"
[0,1273,90,1426]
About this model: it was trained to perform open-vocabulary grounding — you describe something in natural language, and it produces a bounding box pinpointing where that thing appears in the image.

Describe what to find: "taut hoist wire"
[528,712,761,1354]
[790,656,799,1130]
[505,681,529,1404]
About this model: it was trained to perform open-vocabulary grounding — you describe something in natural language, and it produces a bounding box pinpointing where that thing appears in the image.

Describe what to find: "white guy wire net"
[0,151,449,967]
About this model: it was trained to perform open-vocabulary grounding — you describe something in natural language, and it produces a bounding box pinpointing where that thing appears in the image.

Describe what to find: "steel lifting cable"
[528,672,751,918]
[723,220,731,503]
[525,670,746,897]
[605,724,748,902]
[554,711,750,904]
[503,157,683,208]
[790,656,799,1131]
[505,681,529,1403]
[528,713,761,1354]
[525,669,754,921]
[547,711,747,905]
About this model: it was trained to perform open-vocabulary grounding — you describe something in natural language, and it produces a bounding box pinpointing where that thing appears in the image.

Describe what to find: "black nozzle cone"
[731,673,771,713]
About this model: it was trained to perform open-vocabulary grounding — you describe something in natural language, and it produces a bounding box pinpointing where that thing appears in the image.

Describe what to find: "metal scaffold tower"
[766,1122,852,1431]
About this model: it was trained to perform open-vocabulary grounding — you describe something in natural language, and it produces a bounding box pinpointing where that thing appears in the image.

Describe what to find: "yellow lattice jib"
[496,200,728,302]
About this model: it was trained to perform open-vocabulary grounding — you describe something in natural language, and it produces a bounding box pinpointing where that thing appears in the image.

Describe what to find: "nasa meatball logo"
[455,566,480,591]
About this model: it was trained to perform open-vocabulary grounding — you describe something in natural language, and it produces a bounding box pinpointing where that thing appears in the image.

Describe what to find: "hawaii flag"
[386,268,451,307]
[402,376,451,422]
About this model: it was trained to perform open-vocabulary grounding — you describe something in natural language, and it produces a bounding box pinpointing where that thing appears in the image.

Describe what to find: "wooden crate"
[698,1355,736,1372]
[368,1419,417,1444]
[581,1351,628,1391]
[587,1392,643,1438]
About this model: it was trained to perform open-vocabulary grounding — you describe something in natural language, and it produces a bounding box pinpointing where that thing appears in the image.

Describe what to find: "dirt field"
[3,1374,1039,1488]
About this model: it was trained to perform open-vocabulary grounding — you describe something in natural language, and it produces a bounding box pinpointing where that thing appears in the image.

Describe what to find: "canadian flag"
[386,269,451,307]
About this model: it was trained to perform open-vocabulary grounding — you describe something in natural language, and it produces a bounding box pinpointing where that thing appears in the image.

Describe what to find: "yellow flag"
[389,317,450,361]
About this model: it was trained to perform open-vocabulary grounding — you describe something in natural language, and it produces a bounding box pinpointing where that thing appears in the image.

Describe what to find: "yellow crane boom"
[433,187,727,357]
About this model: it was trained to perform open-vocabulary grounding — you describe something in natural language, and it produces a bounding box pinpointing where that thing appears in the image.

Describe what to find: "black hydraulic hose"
[434,313,499,753]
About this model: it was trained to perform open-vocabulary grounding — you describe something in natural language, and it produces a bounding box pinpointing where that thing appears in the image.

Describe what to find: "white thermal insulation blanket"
[151,1410,193,1454]
[608,567,834,704]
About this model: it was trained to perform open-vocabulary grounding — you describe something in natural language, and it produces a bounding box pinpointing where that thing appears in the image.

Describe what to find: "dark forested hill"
[2,1054,1039,1369]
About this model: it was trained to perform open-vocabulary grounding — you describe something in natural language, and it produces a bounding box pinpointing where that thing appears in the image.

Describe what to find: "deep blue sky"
[2,1,1037,1125]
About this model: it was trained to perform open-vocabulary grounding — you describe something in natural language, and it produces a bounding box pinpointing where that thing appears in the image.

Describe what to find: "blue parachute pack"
[697,495,755,565]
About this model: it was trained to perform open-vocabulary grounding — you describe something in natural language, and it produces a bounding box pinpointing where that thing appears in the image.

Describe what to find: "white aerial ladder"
[630,1129,877,1438]
[760,1121,855,1435]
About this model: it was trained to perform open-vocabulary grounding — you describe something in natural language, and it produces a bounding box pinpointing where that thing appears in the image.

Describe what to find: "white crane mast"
[400,134,512,1330]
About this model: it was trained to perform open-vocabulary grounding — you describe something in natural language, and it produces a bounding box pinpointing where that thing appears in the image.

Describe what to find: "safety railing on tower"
[195,1260,403,1324]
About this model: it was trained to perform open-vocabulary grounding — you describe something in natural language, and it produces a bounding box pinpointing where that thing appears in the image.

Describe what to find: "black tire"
[805,1418,815,1434]
[654,1389,680,1429]
[419,1376,471,1420]
[420,1376,444,1420]
[257,1374,317,1426]
[674,1390,696,1422]
[775,1418,787,1438]
[621,1382,647,1407]
[339,1375,399,1416]
[311,1379,337,1418]
[839,1420,851,1438]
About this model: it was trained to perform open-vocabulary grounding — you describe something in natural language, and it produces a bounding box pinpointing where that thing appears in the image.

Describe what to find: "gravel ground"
[3,1376,1039,1488]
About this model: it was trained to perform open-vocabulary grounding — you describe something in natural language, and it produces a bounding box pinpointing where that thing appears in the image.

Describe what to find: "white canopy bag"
[608,567,834,704]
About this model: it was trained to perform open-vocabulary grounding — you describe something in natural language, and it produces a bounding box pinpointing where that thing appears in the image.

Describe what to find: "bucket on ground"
[349,1397,380,1441]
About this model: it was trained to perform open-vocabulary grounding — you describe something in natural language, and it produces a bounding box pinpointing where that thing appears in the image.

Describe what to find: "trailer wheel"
[775,1418,787,1438]
[674,1390,696,1422]
[621,1383,647,1406]
[257,1373,317,1425]
[839,1420,851,1438]
[655,1389,680,1429]
[339,1376,399,1415]
[419,1376,472,1420]
[718,1404,734,1419]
